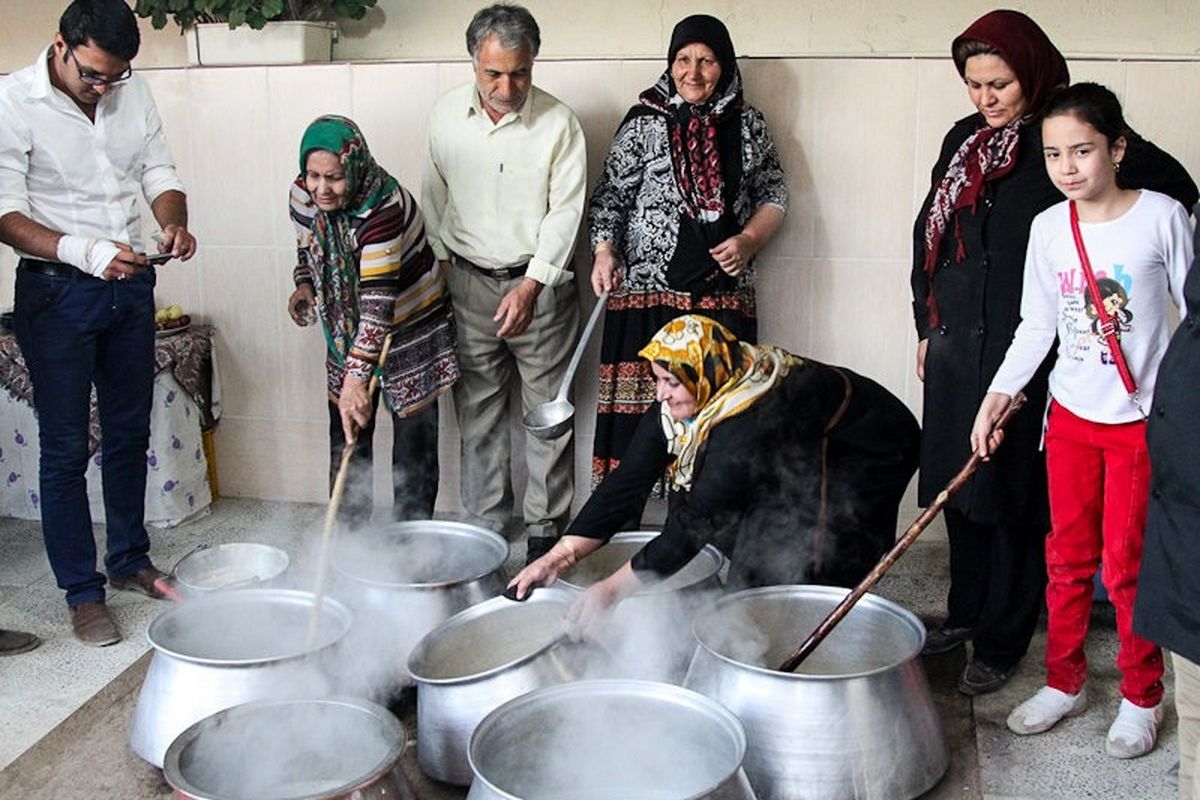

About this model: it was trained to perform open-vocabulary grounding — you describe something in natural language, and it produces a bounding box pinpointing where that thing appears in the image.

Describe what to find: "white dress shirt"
[0,48,185,259]
[422,83,586,287]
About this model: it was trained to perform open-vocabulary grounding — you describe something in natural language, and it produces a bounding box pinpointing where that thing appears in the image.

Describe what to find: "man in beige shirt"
[422,3,585,545]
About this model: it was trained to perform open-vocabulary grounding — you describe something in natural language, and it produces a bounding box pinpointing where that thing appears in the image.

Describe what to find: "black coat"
[911,114,1198,526]
[1135,209,1200,663]
[567,361,920,589]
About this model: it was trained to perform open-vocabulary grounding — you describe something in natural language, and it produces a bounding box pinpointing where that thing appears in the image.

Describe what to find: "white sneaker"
[1006,686,1088,735]
[1105,699,1164,759]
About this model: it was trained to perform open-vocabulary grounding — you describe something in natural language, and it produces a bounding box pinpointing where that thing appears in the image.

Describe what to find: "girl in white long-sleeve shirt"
[971,82,1193,760]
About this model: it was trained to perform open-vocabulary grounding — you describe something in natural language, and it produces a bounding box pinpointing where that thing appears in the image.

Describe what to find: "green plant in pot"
[134,0,378,31]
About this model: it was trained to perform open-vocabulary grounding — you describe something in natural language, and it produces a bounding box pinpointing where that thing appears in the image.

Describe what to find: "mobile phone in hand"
[140,252,174,265]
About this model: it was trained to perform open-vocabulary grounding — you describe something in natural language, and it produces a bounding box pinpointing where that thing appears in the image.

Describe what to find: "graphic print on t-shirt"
[1058,263,1134,365]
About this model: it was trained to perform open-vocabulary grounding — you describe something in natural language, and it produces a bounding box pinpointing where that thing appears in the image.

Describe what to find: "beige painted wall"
[0,2,1198,527]
[2,0,1200,74]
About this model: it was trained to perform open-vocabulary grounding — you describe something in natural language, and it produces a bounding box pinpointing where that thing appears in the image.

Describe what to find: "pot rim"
[557,531,725,596]
[406,589,574,685]
[467,679,748,800]
[162,696,405,800]
[331,520,508,590]
[690,584,925,681]
[146,588,352,667]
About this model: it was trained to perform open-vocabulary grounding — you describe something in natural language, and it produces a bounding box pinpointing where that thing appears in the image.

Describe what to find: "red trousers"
[1043,401,1163,708]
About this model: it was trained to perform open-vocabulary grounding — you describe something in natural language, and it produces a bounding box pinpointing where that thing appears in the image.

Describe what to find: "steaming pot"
[407,587,603,785]
[129,589,352,768]
[684,585,947,800]
[466,679,757,800]
[331,520,508,691]
[558,531,725,681]
[163,697,415,800]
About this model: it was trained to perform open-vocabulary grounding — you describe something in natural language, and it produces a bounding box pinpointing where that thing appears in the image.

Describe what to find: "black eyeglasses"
[66,47,132,86]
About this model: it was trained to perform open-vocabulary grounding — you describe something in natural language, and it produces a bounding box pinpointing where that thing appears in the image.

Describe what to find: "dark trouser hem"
[328,398,439,529]
[945,509,1048,668]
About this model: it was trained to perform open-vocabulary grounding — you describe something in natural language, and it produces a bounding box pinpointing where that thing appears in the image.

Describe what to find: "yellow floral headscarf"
[639,315,800,492]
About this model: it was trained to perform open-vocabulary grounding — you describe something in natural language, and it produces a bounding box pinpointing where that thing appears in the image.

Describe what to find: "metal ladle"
[523,290,609,440]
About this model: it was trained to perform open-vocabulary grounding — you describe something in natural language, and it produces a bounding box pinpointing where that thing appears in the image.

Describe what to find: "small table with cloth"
[0,324,220,526]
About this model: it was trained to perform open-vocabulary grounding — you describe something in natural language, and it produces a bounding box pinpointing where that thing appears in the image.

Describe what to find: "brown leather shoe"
[108,565,179,601]
[69,602,121,647]
[0,629,41,656]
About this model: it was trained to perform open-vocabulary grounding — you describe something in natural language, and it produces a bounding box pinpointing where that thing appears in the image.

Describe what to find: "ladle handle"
[776,392,1028,673]
[555,290,609,402]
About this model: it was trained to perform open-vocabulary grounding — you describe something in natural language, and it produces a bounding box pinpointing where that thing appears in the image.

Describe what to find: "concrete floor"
[0,497,1181,799]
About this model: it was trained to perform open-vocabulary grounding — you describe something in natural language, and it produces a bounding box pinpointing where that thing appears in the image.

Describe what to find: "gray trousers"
[446,263,579,537]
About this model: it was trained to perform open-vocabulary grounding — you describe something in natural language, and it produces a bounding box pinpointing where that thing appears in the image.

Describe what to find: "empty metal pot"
[163,697,415,800]
[173,542,290,599]
[331,520,508,692]
[684,585,947,800]
[129,589,352,768]
[407,587,605,786]
[466,679,757,800]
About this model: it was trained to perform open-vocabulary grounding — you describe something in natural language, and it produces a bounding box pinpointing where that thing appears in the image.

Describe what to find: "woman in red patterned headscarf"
[910,10,1196,697]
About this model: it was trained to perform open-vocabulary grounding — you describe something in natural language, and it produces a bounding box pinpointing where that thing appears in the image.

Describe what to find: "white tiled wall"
[4,55,1200,520]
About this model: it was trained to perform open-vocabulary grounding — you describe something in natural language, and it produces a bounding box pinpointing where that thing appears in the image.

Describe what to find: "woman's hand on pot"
[564,562,642,641]
[508,551,567,601]
[970,391,1012,459]
[710,233,754,277]
[591,246,620,295]
[288,284,317,327]
[338,375,372,443]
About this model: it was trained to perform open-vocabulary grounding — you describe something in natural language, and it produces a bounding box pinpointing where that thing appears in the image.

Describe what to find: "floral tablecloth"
[0,325,222,527]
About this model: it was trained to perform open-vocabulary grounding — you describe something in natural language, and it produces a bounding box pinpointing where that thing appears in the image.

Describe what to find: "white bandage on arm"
[56,235,121,277]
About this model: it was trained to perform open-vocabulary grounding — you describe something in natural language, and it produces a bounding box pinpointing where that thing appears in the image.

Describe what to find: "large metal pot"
[466,679,757,800]
[684,585,948,800]
[558,531,724,596]
[331,520,508,692]
[129,589,352,768]
[407,587,604,786]
[558,531,724,682]
[163,697,415,800]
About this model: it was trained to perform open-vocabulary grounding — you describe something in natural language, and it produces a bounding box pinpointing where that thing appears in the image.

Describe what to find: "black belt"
[450,252,527,281]
[18,258,76,278]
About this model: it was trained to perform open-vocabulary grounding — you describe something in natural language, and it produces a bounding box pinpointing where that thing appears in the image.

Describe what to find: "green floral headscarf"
[295,115,399,363]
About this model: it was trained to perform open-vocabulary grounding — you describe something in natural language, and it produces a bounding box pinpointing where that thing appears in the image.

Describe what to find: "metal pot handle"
[167,542,213,579]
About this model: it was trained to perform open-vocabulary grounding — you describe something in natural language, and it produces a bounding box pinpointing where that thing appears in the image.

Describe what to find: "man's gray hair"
[466,4,540,60]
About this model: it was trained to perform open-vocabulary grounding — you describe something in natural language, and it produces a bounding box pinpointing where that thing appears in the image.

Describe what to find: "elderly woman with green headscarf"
[288,115,458,527]
[508,314,920,627]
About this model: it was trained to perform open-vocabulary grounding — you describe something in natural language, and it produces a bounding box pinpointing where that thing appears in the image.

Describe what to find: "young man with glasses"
[0,0,197,646]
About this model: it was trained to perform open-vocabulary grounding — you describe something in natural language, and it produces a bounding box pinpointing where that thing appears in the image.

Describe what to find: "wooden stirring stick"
[776,392,1028,673]
[307,333,394,646]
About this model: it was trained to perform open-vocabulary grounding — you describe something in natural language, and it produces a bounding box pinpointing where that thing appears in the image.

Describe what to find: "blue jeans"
[14,263,156,607]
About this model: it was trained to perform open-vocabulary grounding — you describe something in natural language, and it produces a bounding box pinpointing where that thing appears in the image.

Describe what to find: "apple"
[167,304,183,320]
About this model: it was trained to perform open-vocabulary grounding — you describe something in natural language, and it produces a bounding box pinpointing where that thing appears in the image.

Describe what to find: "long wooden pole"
[306,334,394,646]
[776,392,1028,673]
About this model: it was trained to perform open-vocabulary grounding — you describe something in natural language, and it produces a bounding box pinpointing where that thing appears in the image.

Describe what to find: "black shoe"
[957,658,1011,696]
[922,625,973,655]
[0,629,41,656]
[524,536,557,566]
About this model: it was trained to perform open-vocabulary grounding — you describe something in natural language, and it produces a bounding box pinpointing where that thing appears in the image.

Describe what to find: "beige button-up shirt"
[422,83,586,287]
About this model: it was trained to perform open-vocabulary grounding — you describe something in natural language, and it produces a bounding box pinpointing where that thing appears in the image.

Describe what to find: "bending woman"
[288,115,458,528]
[587,14,788,497]
[509,315,919,626]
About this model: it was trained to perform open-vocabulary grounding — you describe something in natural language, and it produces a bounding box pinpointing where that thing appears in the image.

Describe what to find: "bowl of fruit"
[155,304,191,337]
